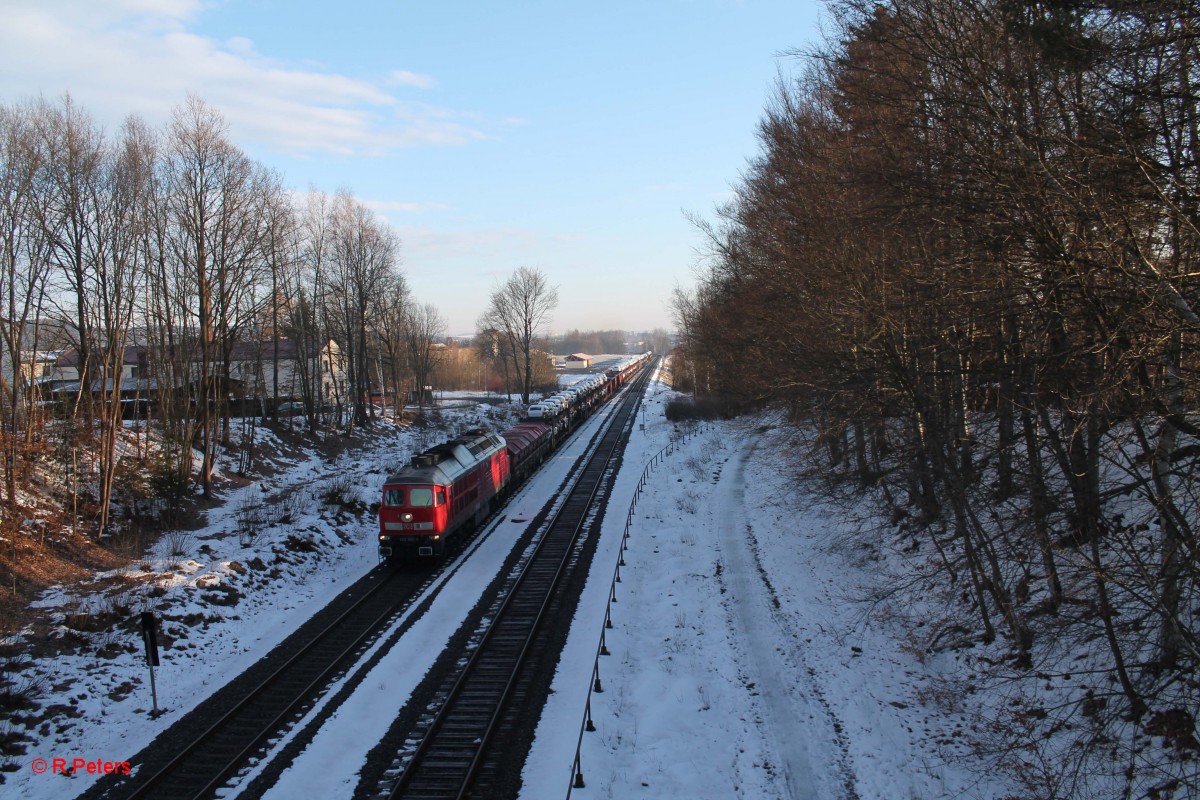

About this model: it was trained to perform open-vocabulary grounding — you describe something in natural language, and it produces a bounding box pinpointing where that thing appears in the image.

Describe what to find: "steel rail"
[117,566,415,800]
[386,365,651,799]
[100,361,648,800]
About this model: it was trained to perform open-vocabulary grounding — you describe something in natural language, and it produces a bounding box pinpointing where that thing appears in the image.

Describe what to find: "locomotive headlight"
[401,512,414,522]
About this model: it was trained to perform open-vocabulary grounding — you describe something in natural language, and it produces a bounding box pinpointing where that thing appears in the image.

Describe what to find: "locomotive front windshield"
[382,487,435,507]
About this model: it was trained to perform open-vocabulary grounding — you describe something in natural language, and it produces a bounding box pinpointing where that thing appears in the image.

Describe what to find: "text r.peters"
[30,757,132,776]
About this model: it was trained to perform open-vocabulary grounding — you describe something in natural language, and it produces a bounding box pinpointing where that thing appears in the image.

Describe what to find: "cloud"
[360,198,448,214]
[224,36,257,57]
[0,1,486,157]
[18,0,203,29]
[388,70,436,89]
[395,226,540,262]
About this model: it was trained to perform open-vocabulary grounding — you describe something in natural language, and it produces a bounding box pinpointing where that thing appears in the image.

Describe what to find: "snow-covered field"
[5,365,1005,799]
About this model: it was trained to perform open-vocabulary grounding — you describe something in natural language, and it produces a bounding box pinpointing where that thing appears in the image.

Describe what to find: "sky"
[0,0,828,337]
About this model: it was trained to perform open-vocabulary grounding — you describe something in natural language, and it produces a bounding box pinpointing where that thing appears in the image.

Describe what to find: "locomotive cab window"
[383,488,404,507]
[434,487,446,506]
[409,487,434,507]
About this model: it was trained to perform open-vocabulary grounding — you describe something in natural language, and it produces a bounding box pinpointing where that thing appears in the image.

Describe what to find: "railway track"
[87,450,565,800]
[381,363,652,800]
[82,363,651,800]
[95,565,428,800]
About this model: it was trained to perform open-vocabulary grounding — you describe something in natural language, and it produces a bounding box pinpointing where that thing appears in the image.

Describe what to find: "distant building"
[0,317,75,397]
[226,339,347,404]
[565,353,592,368]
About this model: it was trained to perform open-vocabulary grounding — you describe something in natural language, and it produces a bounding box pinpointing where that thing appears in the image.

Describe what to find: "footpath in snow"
[520,367,1004,799]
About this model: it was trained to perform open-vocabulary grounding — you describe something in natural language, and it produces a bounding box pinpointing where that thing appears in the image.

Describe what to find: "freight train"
[377,352,651,560]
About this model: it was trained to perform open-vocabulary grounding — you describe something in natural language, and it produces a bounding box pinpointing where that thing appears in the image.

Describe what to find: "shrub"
[665,395,725,421]
[163,531,191,558]
[318,475,358,508]
[236,492,266,547]
[148,464,190,501]
[272,491,309,525]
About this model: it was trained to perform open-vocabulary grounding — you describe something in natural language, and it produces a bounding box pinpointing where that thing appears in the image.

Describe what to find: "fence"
[565,420,705,796]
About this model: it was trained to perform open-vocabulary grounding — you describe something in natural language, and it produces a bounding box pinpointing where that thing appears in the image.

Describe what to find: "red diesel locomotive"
[376,420,562,560]
[378,430,510,559]
[378,353,653,560]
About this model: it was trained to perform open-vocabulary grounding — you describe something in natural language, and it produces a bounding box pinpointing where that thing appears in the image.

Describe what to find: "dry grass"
[0,515,128,640]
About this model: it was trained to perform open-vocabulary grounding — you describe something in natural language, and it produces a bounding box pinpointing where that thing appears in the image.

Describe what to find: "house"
[13,350,67,392]
[0,318,76,397]
[48,338,347,406]
[565,353,593,368]
[46,345,145,384]
[226,338,346,404]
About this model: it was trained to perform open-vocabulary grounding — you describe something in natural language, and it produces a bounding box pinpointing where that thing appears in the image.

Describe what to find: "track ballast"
[379,364,652,800]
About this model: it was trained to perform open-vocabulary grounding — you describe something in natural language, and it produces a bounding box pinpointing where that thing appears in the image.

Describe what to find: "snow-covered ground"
[520,364,1008,799]
[254,392,629,798]
[5,365,1006,799]
[3,398,523,800]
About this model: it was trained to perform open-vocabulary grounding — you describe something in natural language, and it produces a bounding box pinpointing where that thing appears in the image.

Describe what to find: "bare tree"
[34,94,106,421]
[473,326,514,399]
[404,301,445,412]
[481,266,558,405]
[257,169,297,418]
[90,115,154,536]
[0,101,53,513]
[288,188,336,424]
[163,95,266,496]
[374,274,411,415]
[325,191,400,431]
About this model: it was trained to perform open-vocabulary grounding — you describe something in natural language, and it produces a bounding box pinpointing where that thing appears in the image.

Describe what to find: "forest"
[672,1,1199,796]
[0,93,433,521]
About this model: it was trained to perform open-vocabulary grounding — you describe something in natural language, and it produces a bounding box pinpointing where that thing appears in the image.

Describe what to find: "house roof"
[55,345,143,368]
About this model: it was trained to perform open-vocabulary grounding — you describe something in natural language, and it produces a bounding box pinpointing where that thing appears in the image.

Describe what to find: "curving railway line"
[378,362,652,800]
[81,359,653,800]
